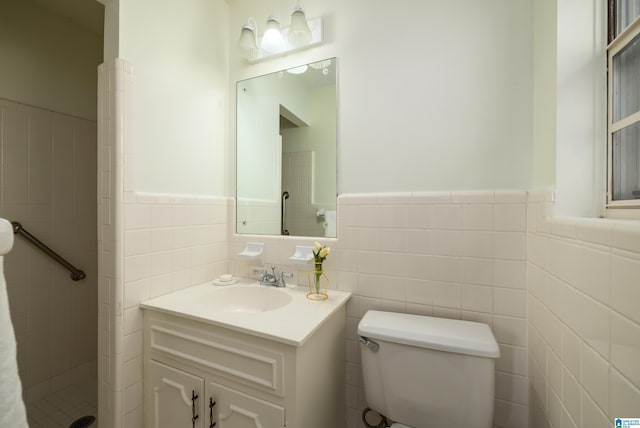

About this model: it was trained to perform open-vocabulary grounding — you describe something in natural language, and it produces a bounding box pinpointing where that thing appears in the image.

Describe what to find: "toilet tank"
[358,311,500,428]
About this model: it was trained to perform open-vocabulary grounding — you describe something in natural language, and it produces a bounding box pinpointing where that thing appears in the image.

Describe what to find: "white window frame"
[607,11,640,212]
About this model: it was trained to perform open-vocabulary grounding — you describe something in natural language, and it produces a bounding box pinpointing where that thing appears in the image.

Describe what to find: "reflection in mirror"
[236,58,337,238]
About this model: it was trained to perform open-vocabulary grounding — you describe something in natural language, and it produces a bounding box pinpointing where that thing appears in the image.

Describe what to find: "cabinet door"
[148,360,204,428]
[207,381,285,428]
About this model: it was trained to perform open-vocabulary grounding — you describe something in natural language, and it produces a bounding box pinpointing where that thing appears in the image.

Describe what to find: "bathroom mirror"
[236,58,337,238]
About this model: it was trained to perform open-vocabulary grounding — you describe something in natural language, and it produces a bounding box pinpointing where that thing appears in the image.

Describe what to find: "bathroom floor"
[27,384,97,428]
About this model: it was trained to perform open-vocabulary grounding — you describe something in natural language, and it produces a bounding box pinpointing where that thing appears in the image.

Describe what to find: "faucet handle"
[278,270,294,287]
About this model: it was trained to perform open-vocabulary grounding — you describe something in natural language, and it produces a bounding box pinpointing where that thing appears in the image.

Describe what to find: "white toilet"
[358,310,500,428]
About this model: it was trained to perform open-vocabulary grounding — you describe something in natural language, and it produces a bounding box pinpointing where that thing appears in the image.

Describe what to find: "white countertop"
[140,279,351,347]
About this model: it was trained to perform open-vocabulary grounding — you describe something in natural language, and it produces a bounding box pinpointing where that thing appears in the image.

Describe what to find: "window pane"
[617,0,640,36]
[612,122,640,200]
[613,32,640,122]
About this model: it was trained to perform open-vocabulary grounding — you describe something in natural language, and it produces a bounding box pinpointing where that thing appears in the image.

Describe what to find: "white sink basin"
[196,286,292,313]
[141,280,352,346]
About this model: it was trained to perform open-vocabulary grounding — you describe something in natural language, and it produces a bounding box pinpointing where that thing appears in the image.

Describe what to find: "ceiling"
[30,0,104,34]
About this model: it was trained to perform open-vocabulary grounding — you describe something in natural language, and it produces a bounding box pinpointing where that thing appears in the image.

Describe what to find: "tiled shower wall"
[98,59,229,427]
[0,98,98,403]
[230,191,531,428]
[527,191,640,427]
[282,151,324,237]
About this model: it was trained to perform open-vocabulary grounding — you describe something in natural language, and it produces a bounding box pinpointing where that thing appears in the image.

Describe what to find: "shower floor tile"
[27,384,97,428]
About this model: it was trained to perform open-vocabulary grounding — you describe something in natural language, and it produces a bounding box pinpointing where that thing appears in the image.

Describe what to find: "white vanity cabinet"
[147,359,285,428]
[206,380,285,428]
[147,360,206,428]
[143,305,346,428]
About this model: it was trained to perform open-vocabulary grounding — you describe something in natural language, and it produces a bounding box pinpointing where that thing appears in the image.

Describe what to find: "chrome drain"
[69,415,96,428]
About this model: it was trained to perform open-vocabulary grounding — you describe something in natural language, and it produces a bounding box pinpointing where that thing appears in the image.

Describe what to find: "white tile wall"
[97,59,127,428]
[231,190,530,428]
[97,59,229,427]
[0,98,97,404]
[527,190,640,427]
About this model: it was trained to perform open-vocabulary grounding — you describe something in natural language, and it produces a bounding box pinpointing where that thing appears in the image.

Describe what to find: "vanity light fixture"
[261,11,286,53]
[236,2,322,63]
[288,3,312,48]
[237,18,259,60]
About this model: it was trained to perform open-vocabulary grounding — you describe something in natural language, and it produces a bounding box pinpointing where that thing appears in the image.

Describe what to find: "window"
[608,0,640,208]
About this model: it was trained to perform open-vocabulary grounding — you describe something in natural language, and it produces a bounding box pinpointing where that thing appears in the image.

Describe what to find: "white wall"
[238,78,337,201]
[237,69,318,202]
[553,0,607,217]
[98,0,232,423]
[282,85,337,208]
[532,0,557,189]
[0,1,102,121]
[117,0,228,196]
[97,59,230,428]
[237,75,285,203]
[229,0,534,194]
[101,0,119,63]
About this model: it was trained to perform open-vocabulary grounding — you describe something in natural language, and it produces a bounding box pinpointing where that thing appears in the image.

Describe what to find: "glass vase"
[307,262,329,300]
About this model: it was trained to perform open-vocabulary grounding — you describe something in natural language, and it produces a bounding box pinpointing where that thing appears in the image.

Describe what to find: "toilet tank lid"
[358,311,500,358]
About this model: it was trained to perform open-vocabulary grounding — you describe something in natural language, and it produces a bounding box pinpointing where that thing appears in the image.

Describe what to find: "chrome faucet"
[254,265,293,288]
[278,270,294,287]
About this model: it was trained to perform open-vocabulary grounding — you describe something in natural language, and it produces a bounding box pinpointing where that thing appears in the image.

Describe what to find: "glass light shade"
[237,19,258,60]
[288,9,312,48]
[261,17,286,53]
[310,59,331,70]
[286,65,308,74]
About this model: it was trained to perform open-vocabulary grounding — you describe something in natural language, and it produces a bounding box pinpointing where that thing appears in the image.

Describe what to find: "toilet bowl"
[358,310,500,428]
